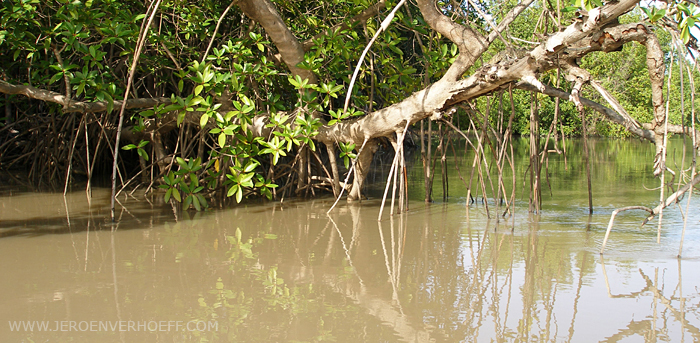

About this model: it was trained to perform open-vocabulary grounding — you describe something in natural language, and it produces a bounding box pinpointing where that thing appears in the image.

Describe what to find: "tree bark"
[0,80,172,113]
[236,0,317,85]
[348,140,378,201]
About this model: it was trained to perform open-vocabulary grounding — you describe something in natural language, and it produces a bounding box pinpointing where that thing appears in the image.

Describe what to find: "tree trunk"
[529,92,541,213]
[348,140,378,201]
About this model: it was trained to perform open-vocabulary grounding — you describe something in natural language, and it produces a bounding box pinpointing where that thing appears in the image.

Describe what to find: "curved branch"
[343,0,407,114]
[600,206,654,254]
[428,0,535,81]
[415,0,485,51]
[237,0,317,84]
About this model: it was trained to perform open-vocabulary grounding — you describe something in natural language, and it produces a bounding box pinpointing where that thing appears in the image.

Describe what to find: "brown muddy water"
[0,138,699,342]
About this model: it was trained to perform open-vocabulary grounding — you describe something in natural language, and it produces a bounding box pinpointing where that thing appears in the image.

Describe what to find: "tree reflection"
[184,201,700,342]
[600,258,700,342]
[3,190,697,342]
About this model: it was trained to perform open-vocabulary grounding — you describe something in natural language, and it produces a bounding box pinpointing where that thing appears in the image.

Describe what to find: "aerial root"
[600,206,654,255]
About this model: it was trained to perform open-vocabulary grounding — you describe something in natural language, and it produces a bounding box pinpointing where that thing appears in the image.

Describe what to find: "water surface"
[0,138,698,342]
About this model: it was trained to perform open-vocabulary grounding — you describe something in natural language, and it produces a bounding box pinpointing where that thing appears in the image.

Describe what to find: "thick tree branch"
[433,0,535,81]
[530,0,638,62]
[315,19,666,150]
[642,33,667,131]
[516,82,656,141]
[0,80,172,113]
[642,122,700,142]
[650,173,700,215]
[204,4,656,155]
[415,0,486,57]
[237,0,317,84]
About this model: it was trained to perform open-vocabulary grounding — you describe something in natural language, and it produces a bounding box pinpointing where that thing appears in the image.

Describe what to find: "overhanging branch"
[237,0,317,84]
[0,80,172,113]
[650,173,700,215]
[516,81,656,142]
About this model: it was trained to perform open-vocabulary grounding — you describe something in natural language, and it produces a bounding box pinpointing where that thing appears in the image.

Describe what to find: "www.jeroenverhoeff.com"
[8,320,218,332]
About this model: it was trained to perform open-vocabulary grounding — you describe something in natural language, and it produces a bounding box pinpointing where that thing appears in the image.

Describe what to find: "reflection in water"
[0,139,699,342]
[600,258,700,343]
[2,198,698,342]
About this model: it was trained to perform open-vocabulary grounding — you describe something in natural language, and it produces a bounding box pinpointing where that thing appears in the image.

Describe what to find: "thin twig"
[111,0,163,222]
[201,2,236,64]
[343,0,406,113]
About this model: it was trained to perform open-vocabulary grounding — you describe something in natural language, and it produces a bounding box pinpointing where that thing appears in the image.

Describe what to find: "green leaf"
[227,184,238,197]
[197,195,208,209]
[192,195,201,211]
[218,132,226,147]
[240,172,255,187]
[104,93,114,113]
[172,188,182,202]
[179,180,191,194]
[49,72,64,85]
[235,185,243,203]
[189,96,205,107]
[137,148,149,161]
[243,161,258,173]
[177,111,186,126]
[681,25,690,44]
[164,188,172,203]
[176,157,188,169]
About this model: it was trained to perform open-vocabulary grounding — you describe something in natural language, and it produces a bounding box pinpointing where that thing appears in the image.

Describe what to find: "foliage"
[158,157,208,211]
[122,139,149,161]
[187,228,307,341]
[1,0,698,206]
[1,0,444,206]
